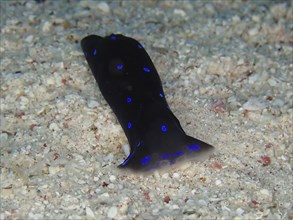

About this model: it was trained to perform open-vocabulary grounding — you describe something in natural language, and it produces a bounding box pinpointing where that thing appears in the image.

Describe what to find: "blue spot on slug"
[117,64,123,70]
[127,122,132,129]
[143,67,150,72]
[174,151,183,157]
[188,144,201,151]
[161,154,169,159]
[161,125,167,132]
[141,156,151,165]
[127,97,132,103]
[93,49,97,56]
[138,44,142,49]
[161,151,183,159]
[110,35,117,40]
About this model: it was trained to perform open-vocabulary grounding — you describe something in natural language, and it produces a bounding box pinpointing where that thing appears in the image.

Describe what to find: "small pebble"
[260,189,270,196]
[215,179,222,185]
[49,123,60,131]
[42,21,52,32]
[109,175,116,182]
[174,9,186,17]
[270,3,287,20]
[243,97,267,111]
[172,204,179,210]
[49,166,60,175]
[197,199,208,207]
[236,208,245,215]
[248,27,259,36]
[0,133,8,142]
[98,2,110,14]
[122,144,130,156]
[87,99,100,108]
[107,206,117,218]
[152,208,159,215]
[162,173,169,179]
[172,173,180,179]
[86,207,95,218]
[100,192,109,199]
[268,78,277,87]
[24,35,34,43]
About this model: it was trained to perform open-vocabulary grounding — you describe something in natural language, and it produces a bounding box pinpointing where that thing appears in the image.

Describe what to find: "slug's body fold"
[81,34,214,172]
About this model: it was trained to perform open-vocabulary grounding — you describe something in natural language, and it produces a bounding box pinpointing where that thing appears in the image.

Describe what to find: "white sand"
[1,0,292,219]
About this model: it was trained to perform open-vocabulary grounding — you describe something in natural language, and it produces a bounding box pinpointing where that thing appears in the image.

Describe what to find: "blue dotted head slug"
[81,34,214,172]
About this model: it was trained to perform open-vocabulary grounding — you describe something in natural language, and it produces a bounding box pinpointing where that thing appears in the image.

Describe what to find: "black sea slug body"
[81,34,214,172]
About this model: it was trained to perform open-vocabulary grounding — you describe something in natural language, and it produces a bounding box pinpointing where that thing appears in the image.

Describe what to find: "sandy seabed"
[1,0,292,219]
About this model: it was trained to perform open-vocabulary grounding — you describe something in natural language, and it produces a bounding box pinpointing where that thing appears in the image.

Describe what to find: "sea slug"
[81,34,214,172]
